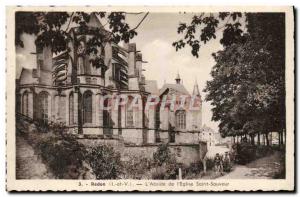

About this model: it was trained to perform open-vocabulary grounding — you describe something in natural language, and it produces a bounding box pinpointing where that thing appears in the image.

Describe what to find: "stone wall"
[78,136,207,166]
[122,128,144,145]
[121,143,204,166]
[175,131,200,144]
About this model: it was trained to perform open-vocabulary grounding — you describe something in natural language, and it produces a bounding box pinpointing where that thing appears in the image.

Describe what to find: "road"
[218,151,283,179]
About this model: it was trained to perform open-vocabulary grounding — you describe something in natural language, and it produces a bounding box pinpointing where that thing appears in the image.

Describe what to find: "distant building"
[200,125,218,147]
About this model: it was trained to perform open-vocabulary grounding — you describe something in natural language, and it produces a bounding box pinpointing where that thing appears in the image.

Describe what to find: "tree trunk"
[280,130,284,145]
[265,133,270,146]
[257,133,260,145]
[278,131,281,145]
[233,136,236,143]
[250,135,255,145]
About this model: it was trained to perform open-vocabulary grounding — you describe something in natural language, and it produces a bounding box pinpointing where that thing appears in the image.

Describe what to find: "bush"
[122,156,152,179]
[205,157,215,170]
[86,145,122,179]
[234,142,275,165]
[152,144,179,179]
[255,145,273,159]
[37,134,86,179]
[153,143,172,166]
[182,162,203,178]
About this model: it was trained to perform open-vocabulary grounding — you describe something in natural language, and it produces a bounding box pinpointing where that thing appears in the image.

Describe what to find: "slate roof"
[159,83,190,96]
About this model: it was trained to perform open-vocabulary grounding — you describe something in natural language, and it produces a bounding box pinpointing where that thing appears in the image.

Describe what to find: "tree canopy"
[173,12,285,144]
[16,11,286,144]
[15,11,145,67]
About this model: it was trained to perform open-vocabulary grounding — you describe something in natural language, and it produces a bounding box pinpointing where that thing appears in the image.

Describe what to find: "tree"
[16,11,148,68]
[174,13,285,144]
[173,12,245,58]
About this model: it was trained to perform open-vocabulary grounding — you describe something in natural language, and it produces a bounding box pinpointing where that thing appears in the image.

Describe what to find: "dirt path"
[16,135,53,179]
[218,151,283,179]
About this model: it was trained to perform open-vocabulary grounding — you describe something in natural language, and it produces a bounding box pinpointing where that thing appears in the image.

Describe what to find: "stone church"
[16,13,203,148]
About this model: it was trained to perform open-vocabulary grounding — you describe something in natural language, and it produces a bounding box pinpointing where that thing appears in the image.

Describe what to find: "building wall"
[17,20,203,148]
[175,131,200,144]
[78,137,207,166]
[121,143,203,166]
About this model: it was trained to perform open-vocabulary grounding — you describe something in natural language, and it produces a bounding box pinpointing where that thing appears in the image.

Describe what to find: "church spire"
[193,78,201,96]
[175,71,181,84]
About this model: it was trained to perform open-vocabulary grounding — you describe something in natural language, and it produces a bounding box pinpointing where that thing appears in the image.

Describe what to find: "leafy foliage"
[122,156,152,179]
[174,12,285,145]
[153,143,172,166]
[234,142,274,165]
[86,145,122,179]
[37,134,87,179]
[152,144,179,179]
[15,11,143,68]
[173,12,245,57]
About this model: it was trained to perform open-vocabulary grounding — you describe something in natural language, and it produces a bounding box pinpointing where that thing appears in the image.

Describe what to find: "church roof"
[145,80,159,95]
[159,83,190,95]
[70,12,109,36]
[86,12,104,28]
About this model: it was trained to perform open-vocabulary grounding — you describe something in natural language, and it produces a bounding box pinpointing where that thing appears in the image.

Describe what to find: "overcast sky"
[128,13,224,131]
[16,12,226,131]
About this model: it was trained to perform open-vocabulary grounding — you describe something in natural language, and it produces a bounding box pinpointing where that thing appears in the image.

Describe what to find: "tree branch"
[65,12,74,32]
[131,12,149,31]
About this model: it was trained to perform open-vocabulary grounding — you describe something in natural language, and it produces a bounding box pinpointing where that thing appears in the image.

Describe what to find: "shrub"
[234,142,276,165]
[37,134,86,179]
[255,145,273,159]
[123,155,152,179]
[152,144,179,179]
[205,157,215,170]
[182,162,203,178]
[86,145,122,179]
[234,142,256,164]
[153,143,172,166]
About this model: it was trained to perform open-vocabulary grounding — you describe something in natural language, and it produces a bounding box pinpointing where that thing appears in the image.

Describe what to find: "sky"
[126,13,225,131]
[16,12,225,131]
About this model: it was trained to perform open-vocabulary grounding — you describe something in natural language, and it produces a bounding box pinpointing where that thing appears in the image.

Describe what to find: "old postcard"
[6,6,294,191]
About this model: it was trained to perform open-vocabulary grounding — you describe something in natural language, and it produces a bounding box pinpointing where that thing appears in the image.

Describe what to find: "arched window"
[126,97,134,127]
[22,91,29,116]
[103,94,112,136]
[175,110,186,129]
[38,91,49,123]
[78,56,84,74]
[83,91,92,124]
[69,92,74,125]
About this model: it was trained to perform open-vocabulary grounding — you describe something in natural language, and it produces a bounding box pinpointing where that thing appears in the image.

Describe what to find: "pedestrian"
[214,153,223,175]
[223,151,231,172]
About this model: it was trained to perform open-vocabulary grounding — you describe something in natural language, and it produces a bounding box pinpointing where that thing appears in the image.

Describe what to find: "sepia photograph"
[6,6,294,191]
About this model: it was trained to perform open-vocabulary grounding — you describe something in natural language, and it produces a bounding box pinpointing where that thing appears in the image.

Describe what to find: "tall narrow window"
[126,97,134,127]
[69,92,74,125]
[175,110,186,129]
[84,60,91,75]
[38,91,49,123]
[83,91,93,124]
[103,95,112,136]
[22,91,29,116]
[78,56,84,74]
